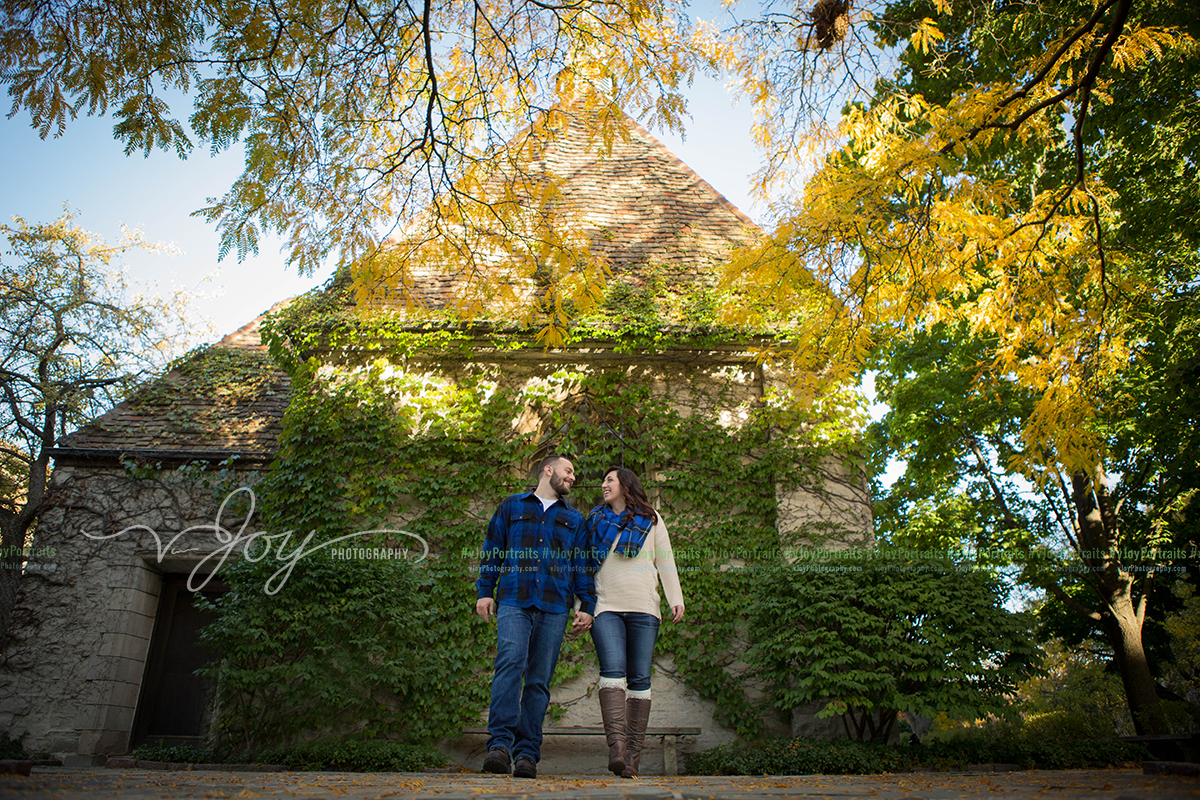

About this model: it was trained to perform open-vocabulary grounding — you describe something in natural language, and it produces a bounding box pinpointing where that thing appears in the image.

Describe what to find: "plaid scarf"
[588,504,653,560]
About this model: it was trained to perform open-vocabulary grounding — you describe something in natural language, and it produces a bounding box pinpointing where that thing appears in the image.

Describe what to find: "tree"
[868,318,1199,735]
[0,0,706,328]
[0,210,193,642]
[747,556,1041,742]
[720,0,1199,733]
[7,0,1196,731]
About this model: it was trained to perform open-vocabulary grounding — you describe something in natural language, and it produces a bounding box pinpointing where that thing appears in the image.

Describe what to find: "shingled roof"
[370,109,762,313]
[52,109,761,461]
[51,313,290,463]
[536,111,759,274]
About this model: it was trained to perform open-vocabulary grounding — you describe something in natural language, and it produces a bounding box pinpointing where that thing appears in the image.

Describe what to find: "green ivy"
[127,346,279,409]
[197,371,534,751]
[261,268,788,361]
[198,279,864,749]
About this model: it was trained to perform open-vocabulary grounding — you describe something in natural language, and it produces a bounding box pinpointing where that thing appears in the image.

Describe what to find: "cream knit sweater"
[593,513,685,619]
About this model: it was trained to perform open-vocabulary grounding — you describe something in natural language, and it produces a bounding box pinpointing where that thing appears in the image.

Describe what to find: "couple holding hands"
[474,455,685,779]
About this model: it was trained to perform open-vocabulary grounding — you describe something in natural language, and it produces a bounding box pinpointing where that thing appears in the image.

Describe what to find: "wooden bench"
[461,725,701,775]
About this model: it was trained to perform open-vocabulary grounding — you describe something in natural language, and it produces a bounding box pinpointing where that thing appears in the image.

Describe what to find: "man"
[475,454,595,779]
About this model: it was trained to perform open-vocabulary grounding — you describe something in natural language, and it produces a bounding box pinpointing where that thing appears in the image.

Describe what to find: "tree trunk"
[1100,580,1168,735]
[1071,467,1168,735]
[0,516,25,648]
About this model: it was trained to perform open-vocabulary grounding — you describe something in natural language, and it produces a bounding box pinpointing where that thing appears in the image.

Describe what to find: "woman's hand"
[670,604,685,623]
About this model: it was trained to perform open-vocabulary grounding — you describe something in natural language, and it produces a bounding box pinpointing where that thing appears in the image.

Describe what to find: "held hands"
[476,597,496,621]
[571,611,593,634]
[670,604,685,623]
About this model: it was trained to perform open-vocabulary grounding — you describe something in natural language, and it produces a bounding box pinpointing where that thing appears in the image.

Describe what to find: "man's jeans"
[486,604,569,762]
[591,610,660,691]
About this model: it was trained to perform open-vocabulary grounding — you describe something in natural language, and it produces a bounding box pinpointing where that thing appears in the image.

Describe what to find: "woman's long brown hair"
[606,466,658,525]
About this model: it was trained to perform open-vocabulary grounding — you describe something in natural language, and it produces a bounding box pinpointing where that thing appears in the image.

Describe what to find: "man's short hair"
[536,454,572,475]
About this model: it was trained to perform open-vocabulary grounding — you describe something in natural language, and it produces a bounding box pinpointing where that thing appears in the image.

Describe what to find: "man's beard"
[550,475,571,497]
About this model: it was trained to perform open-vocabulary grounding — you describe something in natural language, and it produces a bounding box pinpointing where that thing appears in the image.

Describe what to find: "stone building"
[0,111,872,772]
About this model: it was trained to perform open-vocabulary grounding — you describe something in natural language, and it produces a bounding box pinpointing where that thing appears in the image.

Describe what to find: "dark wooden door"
[130,575,224,749]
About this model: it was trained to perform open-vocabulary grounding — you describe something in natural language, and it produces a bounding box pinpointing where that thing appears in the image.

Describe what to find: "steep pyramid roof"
[379,109,762,313]
[534,111,759,275]
[53,110,761,462]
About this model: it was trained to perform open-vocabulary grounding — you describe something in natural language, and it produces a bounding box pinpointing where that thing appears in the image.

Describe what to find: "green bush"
[686,738,911,775]
[1020,710,1115,742]
[686,735,1150,775]
[128,737,445,772]
[911,737,1149,770]
[251,739,446,772]
[1013,639,1134,737]
[0,732,28,759]
[746,558,1042,741]
[129,741,216,763]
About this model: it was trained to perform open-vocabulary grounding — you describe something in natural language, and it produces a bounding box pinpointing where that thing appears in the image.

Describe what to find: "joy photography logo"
[83,486,429,595]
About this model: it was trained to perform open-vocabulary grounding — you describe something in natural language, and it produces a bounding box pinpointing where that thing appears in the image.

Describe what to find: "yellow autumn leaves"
[719,5,1196,477]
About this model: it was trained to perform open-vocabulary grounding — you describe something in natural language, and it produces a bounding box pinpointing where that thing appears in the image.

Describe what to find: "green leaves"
[114,92,193,157]
[746,555,1042,741]
[2,0,707,293]
[198,292,868,745]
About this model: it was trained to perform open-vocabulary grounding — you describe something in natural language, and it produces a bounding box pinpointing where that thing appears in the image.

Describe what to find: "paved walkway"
[1,767,1197,800]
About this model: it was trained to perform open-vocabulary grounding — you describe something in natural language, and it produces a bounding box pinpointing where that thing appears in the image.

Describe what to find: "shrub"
[686,734,1150,775]
[0,732,28,759]
[129,737,445,772]
[747,557,1042,741]
[251,739,446,771]
[1013,638,1133,737]
[129,741,216,763]
[686,738,911,775]
[911,737,1149,770]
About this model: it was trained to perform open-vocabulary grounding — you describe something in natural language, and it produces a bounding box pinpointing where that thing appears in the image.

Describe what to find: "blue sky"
[0,75,763,345]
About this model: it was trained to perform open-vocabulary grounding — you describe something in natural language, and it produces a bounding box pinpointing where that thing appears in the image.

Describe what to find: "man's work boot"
[513,755,537,779]
[482,747,511,774]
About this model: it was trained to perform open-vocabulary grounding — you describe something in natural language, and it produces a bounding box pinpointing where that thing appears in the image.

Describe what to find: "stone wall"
[0,465,261,764]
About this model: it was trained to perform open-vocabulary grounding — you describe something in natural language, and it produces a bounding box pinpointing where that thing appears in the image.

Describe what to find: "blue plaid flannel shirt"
[476,491,596,615]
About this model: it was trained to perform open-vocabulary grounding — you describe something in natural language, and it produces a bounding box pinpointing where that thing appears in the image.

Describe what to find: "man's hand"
[476,597,496,621]
[571,611,593,634]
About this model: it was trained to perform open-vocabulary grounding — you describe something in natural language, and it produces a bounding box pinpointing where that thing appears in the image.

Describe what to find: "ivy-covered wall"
[0,289,872,767]
[197,301,875,762]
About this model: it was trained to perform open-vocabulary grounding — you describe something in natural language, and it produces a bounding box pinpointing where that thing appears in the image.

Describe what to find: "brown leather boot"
[598,686,626,775]
[621,696,651,778]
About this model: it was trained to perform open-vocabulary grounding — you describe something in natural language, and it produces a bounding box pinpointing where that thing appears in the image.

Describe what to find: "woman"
[587,467,684,778]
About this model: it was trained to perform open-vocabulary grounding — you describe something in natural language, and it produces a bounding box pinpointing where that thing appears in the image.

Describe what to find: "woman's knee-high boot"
[598,686,626,775]
[621,695,651,778]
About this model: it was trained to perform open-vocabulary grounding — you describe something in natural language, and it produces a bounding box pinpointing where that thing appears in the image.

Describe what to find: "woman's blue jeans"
[486,603,568,762]
[590,611,660,691]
